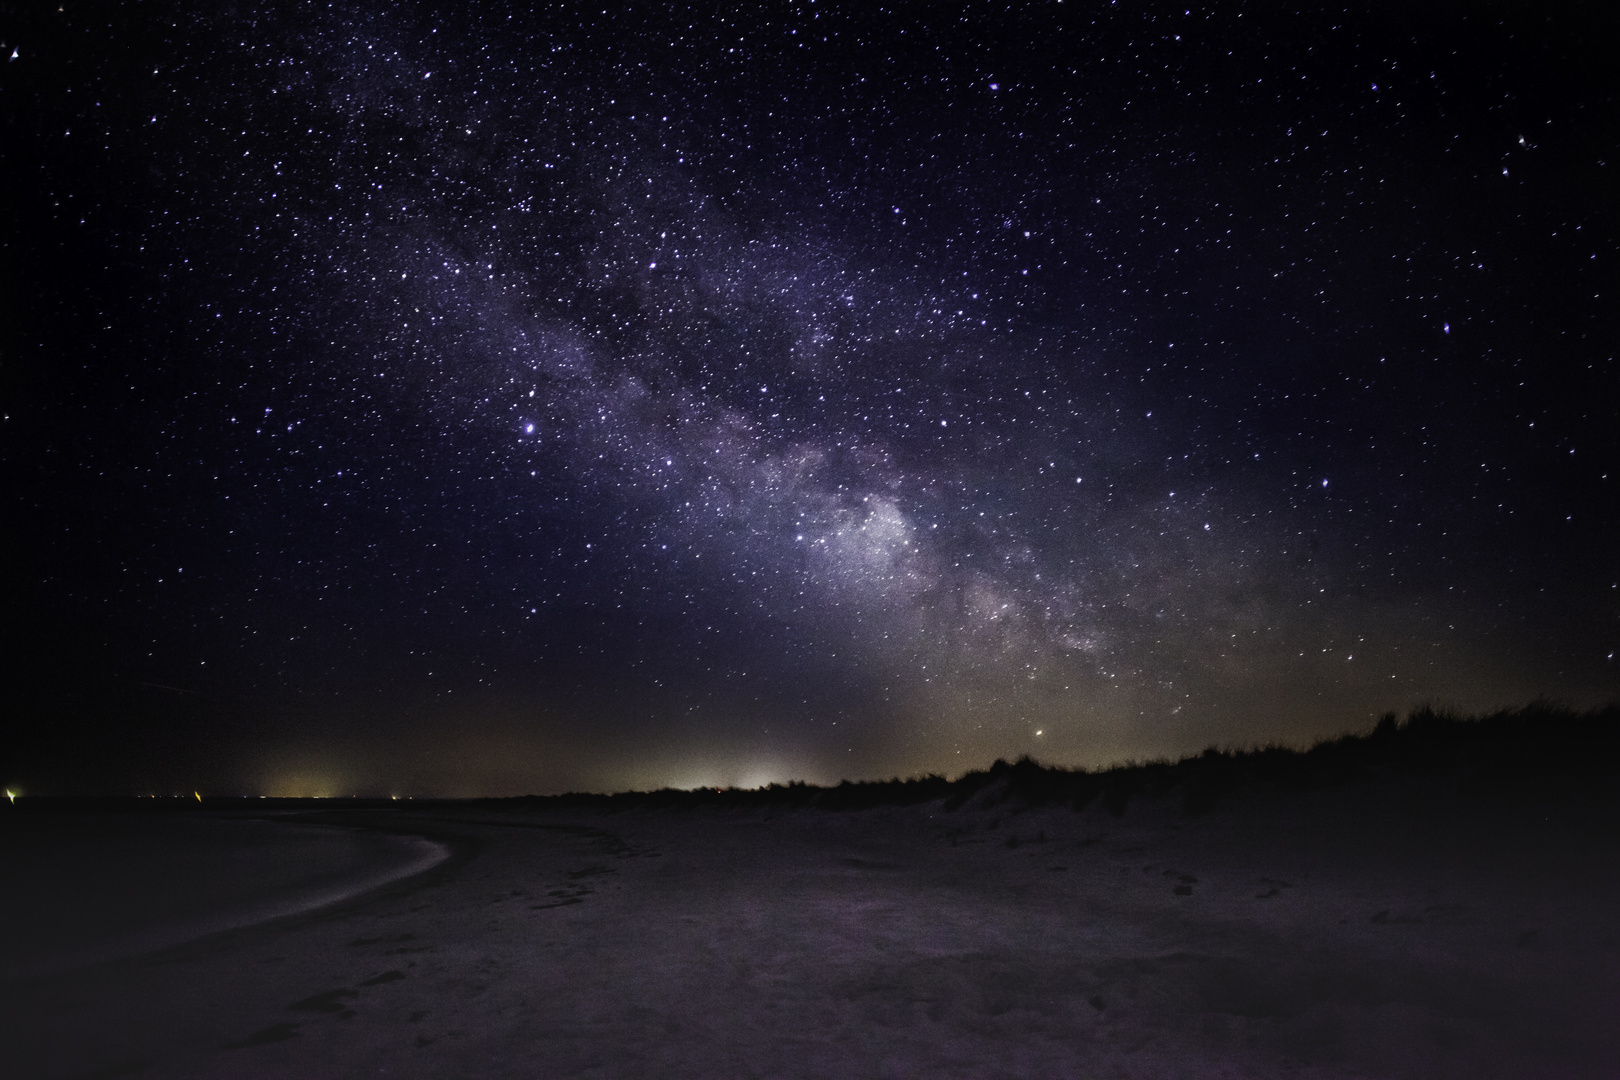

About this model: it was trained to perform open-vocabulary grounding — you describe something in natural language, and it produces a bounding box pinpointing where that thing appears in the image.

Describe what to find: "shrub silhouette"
[509,702,1617,816]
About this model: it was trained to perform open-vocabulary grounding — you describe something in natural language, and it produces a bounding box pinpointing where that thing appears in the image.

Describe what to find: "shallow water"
[0,811,447,980]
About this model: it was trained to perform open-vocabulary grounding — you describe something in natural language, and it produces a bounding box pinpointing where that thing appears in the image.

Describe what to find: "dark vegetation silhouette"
[526,702,1620,815]
[9,703,1613,813]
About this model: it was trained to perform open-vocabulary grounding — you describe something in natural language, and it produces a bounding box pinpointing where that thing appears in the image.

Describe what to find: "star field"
[5,1,1615,795]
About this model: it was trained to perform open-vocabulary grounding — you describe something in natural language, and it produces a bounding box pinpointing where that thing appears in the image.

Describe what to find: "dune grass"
[527,702,1620,816]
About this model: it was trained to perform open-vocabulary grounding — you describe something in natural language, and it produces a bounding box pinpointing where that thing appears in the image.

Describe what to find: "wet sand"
[5,781,1618,1079]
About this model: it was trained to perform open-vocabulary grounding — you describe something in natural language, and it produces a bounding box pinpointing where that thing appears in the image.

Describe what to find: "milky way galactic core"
[6,2,1616,794]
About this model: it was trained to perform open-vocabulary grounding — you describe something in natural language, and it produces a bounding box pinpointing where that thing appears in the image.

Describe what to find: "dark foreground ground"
[5,709,1620,1078]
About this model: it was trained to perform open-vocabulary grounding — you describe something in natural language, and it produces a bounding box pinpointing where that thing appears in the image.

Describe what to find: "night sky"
[5,2,1615,796]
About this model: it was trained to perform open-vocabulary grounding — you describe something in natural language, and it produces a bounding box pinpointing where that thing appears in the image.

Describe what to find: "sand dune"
[4,770,1618,1079]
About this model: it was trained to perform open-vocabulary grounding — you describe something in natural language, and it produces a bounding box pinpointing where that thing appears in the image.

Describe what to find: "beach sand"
[5,779,1618,1079]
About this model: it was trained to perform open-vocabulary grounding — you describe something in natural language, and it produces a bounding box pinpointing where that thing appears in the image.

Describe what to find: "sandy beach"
[5,778,1618,1079]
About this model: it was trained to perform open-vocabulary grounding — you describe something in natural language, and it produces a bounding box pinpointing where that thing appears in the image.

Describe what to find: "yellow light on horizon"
[5,789,14,804]
[194,791,202,802]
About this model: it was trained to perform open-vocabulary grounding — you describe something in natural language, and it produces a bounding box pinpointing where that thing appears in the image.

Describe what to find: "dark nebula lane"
[4,1,1615,795]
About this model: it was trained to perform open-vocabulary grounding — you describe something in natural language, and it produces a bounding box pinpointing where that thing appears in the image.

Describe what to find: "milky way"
[7,2,1615,794]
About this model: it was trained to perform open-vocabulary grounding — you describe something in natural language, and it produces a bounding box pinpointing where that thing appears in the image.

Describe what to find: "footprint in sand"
[530,897,585,909]
[223,1022,301,1049]
[1255,878,1293,899]
[287,988,357,1014]
[233,969,406,1048]
[1164,870,1198,895]
[532,881,593,909]
[1517,929,1547,951]
[346,933,415,948]
[359,969,405,986]
[1370,909,1422,925]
